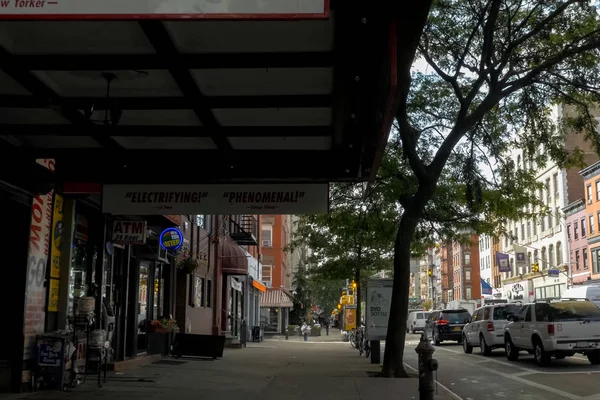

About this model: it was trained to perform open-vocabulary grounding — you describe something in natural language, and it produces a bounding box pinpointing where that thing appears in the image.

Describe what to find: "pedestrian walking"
[301,322,310,342]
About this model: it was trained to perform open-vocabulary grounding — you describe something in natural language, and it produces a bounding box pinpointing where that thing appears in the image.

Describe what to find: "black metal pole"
[370,340,381,364]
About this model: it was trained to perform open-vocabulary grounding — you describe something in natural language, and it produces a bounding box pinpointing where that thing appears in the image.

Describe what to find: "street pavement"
[403,332,600,400]
[4,331,599,400]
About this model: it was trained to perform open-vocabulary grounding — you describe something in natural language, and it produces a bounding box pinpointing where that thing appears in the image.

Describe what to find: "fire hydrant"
[415,332,438,400]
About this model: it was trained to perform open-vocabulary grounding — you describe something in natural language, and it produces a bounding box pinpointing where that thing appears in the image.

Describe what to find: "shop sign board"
[160,227,183,251]
[0,0,328,20]
[112,220,147,245]
[102,184,329,215]
[344,306,357,331]
[504,280,533,303]
[365,279,393,340]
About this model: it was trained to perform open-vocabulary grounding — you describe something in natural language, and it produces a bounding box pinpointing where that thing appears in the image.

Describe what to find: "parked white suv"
[504,300,600,366]
[462,303,522,355]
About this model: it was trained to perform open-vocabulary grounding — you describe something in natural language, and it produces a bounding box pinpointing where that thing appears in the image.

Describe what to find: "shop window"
[206,280,212,308]
[196,215,205,229]
[593,249,600,274]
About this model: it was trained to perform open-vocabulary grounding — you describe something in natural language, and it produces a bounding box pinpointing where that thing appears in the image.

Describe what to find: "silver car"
[462,303,522,355]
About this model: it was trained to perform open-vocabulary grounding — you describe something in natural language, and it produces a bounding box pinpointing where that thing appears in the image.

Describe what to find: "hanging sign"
[160,227,183,251]
[112,220,147,245]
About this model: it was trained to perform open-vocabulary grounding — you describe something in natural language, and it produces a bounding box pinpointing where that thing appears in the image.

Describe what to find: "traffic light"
[427,268,433,277]
[154,279,159,293]
[351,280,357,289]
[532,263,540,273]
[337,303,341,310]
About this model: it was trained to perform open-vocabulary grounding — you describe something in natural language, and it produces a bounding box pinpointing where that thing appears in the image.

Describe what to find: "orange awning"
[252,279,267,293]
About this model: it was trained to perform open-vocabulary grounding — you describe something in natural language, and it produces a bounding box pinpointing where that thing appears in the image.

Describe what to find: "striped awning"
[260,288,294,308]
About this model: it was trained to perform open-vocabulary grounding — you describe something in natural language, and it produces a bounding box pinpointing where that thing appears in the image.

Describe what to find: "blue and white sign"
[548,269,560,278]
[159,227,183,251]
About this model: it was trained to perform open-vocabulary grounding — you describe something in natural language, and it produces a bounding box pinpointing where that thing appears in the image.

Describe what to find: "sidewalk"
[266,327,346,342]
[6,338,453,400]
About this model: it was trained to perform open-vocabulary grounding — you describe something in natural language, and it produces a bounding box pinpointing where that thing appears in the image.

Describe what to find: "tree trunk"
[355,267,361,326]
[381,207,420,377]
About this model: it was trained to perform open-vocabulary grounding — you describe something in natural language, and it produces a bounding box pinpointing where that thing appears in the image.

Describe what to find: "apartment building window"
[556,242,563,265]
[597,212,600,233]
[588,185,593,204]
[548,245,554,269]
[465,270,471,282]
[581,219,587,237]
[596,181,600,201]
[532,218,537,235]
[521,224,525,240]
[262,265,272,284]
[555,208,560,226]
[575,250,581,270]
[574,221,579,239]
[541,247,547,269]
[540,215,545,232]
[553,173,559,201]
[567,224,571,241]
[583,248,589,269]
[546,178,551,204]
[466,287,472,300]
[513,228,518,243]
[590,215,595,235]
[464,253,471,265]
[527,222,531,238]
[261,228,272,246]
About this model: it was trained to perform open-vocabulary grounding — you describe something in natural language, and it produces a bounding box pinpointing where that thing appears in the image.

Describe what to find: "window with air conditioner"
[261,229,272,246]
[262,265,272,284]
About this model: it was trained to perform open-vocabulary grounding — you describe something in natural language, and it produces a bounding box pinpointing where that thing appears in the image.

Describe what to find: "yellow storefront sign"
[50,194,64,279]
[48,278,60,312]
[344,307,357,331]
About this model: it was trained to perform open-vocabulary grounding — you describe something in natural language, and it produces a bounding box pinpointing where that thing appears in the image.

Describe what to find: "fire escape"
[229,215,258,246]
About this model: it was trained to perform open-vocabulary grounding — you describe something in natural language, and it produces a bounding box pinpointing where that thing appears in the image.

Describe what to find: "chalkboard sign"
[37,340,63,367]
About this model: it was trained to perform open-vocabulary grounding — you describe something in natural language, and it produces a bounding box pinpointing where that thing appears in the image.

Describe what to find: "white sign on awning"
[365,279,393,341]
[102,184,328,215]
[0,0,327,19]
[112,220,147,245]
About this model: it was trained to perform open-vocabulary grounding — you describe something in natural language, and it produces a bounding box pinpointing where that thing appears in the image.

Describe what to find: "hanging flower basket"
[151,318,177,333]
[178,257,200,274]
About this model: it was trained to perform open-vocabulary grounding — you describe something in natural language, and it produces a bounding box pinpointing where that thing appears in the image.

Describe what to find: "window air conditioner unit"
[262,240,271,246]
[265,281,272,288]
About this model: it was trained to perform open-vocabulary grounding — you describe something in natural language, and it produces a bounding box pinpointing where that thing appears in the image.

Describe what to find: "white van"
[561,285,600,307]
[407,311,431,334]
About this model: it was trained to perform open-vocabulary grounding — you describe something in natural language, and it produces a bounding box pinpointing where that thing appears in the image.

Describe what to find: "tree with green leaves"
[383,0,600,377]
[288,181,399,326]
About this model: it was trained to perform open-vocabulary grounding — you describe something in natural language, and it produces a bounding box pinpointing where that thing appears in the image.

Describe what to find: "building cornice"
[580,161,600,180]
[563,198,585,216]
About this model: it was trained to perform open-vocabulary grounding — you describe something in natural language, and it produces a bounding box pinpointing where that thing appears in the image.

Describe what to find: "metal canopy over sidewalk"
[0,0,400,186]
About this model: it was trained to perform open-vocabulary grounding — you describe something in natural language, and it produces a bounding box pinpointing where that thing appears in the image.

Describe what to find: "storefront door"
[137,261,150,354]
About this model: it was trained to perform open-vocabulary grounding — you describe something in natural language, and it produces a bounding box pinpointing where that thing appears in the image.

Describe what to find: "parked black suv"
[426,309,471,345]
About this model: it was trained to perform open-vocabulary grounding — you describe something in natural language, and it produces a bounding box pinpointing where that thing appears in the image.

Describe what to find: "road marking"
[403,363,464,400]
[426,347,581,399]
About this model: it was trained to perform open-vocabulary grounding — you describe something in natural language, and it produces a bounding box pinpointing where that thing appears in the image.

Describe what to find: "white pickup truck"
[504,300,600,366]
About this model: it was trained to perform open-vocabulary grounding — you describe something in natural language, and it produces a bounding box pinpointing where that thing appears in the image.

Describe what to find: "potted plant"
[151,317,177,334]
[178,257,200,274]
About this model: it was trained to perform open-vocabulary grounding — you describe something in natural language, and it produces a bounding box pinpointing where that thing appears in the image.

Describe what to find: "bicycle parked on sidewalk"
[349,325,371,358]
